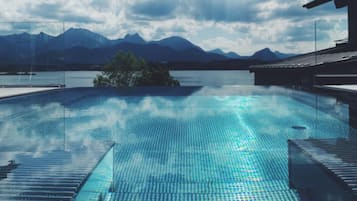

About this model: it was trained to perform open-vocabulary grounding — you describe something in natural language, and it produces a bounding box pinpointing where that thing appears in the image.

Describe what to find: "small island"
[94,52,180,87]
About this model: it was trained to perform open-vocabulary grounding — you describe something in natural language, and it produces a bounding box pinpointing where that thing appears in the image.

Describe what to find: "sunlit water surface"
[0,87,351,201]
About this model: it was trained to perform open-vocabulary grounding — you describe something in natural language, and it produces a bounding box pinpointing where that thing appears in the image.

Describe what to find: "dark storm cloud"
[28,2,101,23]
[127,0,263,22]
[187,0,262,22]
[90,0,111,10]
[238,25,250,34]
[271,1,347,21]
[130,0,177,20]
[127,0,346,23]
[11,22,33,31]
[30,3,59,20]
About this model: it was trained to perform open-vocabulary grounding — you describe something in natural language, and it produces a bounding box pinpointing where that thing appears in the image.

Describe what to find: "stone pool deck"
[315,85,357,94]
[0,87,60,99]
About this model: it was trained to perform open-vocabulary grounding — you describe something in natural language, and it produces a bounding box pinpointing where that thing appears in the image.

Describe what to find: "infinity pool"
[0,87,353,201]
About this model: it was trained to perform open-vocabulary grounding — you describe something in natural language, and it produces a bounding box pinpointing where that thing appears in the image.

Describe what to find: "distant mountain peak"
[65,27,90,33]
[274,50,297,60]
[252,48,279,62]
[0,28,299,67]
[13,32,31,37]
[165,36,187,40]
[123,33,146,44]
[210,48,226,55]
[124,33,140,38]
[209,48,240,59]
[253,48,297,60]
[226,52,241,58]
[38,32,51,37]
[62,28,106,39]
[55,27,110,49]
[163,36,198,46]
[260,47,272,52]
[152,36,202,51]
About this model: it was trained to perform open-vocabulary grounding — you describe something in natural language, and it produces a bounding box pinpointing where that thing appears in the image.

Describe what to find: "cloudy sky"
[0,0,348,55]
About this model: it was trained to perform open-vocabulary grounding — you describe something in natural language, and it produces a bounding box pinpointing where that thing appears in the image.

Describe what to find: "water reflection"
[0,160,19,181]
[0,89,114,200]
[105,88,351,200]
[289,137,357,201]
[0,87,353,201]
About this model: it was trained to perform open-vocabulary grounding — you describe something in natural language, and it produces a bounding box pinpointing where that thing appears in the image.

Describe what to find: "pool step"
[112,180,292,194]
[108,180,300,201]
[0,194,73,201]
[0,144,113,201]
[109,189,300,201]
[289,138,357,200]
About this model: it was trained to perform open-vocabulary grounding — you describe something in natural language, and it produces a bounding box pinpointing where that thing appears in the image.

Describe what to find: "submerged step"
[109,190,300,201]
[289,139,357,201]
[0,144,114,201]
[112,180,292,194]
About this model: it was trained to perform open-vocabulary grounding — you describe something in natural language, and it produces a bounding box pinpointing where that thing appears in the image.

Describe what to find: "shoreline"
[0,69,252,73]
[0,72,37,76]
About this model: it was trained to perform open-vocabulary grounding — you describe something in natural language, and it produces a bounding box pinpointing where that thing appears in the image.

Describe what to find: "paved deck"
[316,85,357,94]
[0,88,59,99]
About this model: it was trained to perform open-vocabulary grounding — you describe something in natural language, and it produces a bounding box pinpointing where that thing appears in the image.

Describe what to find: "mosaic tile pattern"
[0,87,351,201]
[105,95,350,201]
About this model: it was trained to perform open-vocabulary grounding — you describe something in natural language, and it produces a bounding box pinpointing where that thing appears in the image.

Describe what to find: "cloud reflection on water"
[0,87,352,197]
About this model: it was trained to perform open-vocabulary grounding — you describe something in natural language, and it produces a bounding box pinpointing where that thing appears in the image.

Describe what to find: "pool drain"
[292,125,307,130]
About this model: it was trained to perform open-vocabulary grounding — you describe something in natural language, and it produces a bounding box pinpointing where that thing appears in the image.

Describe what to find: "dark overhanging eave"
[249,57,357,71]
[303,0,332,9]
[303,0,348,9]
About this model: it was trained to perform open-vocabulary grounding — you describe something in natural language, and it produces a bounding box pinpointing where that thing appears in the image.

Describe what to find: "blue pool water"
[0,87,353,201]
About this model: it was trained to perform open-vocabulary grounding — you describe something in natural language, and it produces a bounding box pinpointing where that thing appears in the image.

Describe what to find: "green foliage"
[94,52,180,87]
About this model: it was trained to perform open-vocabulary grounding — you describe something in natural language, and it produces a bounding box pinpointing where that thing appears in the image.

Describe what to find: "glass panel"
[315,18,348,53]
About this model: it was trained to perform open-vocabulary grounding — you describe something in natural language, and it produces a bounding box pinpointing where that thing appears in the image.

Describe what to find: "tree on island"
[94,52,180,87]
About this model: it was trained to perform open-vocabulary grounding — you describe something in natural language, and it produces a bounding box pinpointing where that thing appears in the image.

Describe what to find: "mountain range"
[0,28,297,69]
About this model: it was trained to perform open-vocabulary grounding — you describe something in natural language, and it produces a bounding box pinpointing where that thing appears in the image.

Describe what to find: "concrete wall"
[253,69,313,85]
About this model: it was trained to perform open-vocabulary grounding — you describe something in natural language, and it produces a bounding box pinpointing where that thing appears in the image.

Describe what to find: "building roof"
[250,48,357,70]
[303,0,348,9]
[303,0,332,9]
[316,84,357,94]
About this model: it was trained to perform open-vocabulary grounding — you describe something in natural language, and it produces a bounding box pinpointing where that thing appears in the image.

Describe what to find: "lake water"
[0,70,254,87]
[170,70,254,86]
